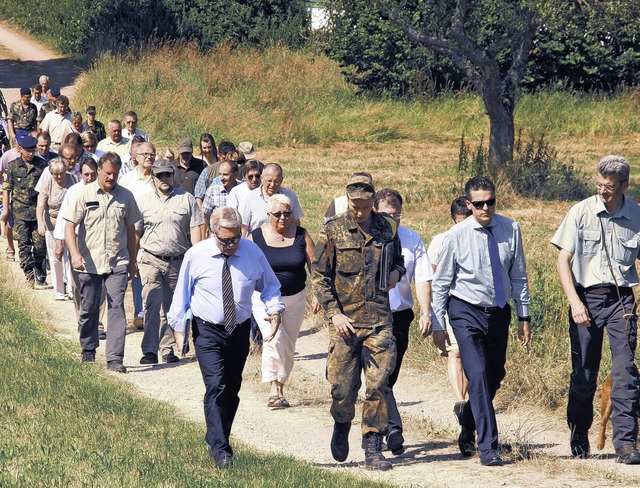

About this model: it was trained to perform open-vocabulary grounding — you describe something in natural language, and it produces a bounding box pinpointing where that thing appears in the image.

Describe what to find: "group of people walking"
[1,76,639,471]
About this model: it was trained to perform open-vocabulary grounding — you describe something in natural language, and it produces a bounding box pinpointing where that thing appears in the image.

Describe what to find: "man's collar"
[595,194,629,219]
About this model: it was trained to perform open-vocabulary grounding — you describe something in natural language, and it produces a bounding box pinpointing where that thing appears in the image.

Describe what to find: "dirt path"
[1,25,639,488]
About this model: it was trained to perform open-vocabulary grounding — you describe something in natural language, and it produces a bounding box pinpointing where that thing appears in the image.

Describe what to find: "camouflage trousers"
[326,324,396,435]
[13,218,47,283]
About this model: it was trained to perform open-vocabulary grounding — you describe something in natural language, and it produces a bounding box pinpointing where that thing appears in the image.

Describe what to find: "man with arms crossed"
[432,176,531,467]
[551,155,640,464]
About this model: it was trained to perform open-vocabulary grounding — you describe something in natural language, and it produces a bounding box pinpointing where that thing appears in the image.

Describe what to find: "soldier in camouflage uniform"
[7,88,38,145]
[312,173,405,471]
[37,88,61,127]
[2,133,49,288]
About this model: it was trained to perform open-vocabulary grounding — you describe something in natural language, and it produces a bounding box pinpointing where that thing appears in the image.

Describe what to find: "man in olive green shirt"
[64,152,141,373]
[136,159,203,365]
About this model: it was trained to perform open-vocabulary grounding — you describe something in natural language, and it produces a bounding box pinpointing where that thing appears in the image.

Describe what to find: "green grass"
[0,272,389,487]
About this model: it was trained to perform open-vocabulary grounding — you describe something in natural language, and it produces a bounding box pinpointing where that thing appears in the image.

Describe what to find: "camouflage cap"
[346,173,374,200]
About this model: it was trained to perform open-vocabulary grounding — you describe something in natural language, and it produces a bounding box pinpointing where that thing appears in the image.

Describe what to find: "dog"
[596,375,613,450]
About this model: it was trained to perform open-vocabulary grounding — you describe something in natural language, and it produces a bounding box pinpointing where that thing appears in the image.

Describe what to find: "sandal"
[278,396,291,408]
[267,395,287,409]
[5,249,15,261]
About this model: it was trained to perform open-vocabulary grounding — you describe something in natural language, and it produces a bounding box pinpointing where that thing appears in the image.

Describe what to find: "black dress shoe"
[570,431,590,459]
[140,352,158,365]
[386,429,405,455]
[81,350,96,363]
[480,450,503,466]
[616,444,640,465]
[458,426,476,457]
[162,352,180,363]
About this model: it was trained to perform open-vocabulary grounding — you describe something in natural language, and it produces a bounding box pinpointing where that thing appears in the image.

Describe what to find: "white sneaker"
[55,292,66,301]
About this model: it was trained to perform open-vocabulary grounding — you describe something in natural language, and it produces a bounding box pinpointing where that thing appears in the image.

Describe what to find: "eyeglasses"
[269,211,292,219]
[468,198,496,209]
[595,181,624,192]
[138,152,156,159]
[388,213,402,219]
[215,233,241,246]
[61,156,79,164]
[247,174,261,180]
[154,172,173,179]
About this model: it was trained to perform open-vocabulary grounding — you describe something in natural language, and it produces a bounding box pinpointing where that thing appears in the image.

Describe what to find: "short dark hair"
[131,135,146,144]
[98,152,122,169]
[57,95,69,105]
[464,176,495,200]
[124,110,137,119]
[373,188,403,209]
[221,160,239,174]
[243,159,264,177]
[64,132,83,147]
[81,158,98,173]
[451,196,472,219]
[31,83,41,91]
[218,141,236,157]
[36,131,51,142]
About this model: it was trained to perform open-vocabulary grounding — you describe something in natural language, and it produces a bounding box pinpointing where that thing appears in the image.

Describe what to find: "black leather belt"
[146,250,184,262]
[194,316,251,328]
[452,295,503,313]
[579,285,630,295]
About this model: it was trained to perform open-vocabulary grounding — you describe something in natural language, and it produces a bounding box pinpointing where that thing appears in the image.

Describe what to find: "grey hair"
[210,207,242,232]
[598,155,630,182]
[49,158,66,174]
[268,193,292,212]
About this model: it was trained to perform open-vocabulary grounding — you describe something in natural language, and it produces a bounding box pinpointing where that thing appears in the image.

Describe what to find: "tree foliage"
[0,0,309,56]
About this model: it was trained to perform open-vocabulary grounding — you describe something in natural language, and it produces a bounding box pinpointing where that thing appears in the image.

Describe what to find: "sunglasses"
[269,211,292,219]
[247,174,261,180]
[155,172,173,179]
[216,233,241,246]
[468,198,496,209]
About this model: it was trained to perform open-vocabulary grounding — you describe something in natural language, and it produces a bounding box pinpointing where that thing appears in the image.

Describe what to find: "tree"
[362,0,538,169]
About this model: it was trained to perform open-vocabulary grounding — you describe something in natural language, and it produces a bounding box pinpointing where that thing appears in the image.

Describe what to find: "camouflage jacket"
[37,102,56,123]
[8,101,38,131]
[312,211,405,328]
[2,155,47,220]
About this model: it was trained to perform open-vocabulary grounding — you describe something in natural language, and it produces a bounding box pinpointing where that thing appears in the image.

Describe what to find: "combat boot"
[364,432,393,471]
[331,421,351,462]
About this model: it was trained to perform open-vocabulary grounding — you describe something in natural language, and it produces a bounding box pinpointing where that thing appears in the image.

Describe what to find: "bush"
[0,0,309,57]
[456,131,591,201]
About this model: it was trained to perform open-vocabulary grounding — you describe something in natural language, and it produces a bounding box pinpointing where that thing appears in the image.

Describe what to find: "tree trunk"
[482,88,515,169]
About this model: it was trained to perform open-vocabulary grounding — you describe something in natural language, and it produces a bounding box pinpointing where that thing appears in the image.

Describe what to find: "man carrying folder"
[313,173,405,471]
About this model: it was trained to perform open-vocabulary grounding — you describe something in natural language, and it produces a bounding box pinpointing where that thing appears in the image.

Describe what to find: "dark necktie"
[222,255,237,333]
[487,227,507,308]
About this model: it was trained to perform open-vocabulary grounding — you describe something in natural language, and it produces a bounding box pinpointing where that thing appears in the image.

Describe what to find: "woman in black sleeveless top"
[249,194,320,408]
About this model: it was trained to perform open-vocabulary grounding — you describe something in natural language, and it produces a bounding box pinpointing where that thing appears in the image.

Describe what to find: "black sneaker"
[616,444,640,465]
[570,431,590,458]
[140,352,158,365]
[107,361,127,373]
[81,350,96,363]
[162,352,180,363]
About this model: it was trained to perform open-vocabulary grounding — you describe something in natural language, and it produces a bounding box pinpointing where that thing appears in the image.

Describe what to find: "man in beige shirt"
[39,95,73,151]
[64,152,141,373]
[136,159,203,365]
[96,120,131,158]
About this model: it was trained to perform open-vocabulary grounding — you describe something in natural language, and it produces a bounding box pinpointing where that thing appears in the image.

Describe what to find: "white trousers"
[251,288,306,384]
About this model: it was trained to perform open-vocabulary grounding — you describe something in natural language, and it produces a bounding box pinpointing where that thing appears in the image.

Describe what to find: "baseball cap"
[346,173,375,200]
[86,106,96,115]
[177,138,193,153]
[152,158,175,175]
[49,88,61,97]
[16,133,38,150]
[238,141,257,160]
[20,87,31,96]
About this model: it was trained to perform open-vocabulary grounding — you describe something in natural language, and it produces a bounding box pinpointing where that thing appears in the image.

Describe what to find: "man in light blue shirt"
[168,207,284,469]
[432,176,532,467]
